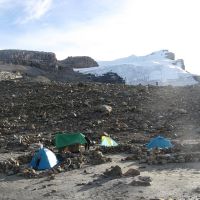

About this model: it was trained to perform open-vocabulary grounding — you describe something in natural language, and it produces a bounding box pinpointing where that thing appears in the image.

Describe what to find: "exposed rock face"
[0,50,57,71]
[164,51,175,60]
[58,56,98,69]
[172,59,185,70]
[150,50,175,60]
[86,72,125,84]
[193,75,200,83]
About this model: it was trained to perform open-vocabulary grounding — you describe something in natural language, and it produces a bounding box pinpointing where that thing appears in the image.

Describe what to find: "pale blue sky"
[0,0,200,74]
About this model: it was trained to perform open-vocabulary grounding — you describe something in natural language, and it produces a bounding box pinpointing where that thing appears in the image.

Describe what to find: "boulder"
[124,168,140,177]
[103,165,122,178]
[130,176,152,186]
[95,105,112,114]
[89,150,112,165]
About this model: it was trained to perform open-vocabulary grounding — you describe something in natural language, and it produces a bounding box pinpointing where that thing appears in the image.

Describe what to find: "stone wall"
[0,50,57,71]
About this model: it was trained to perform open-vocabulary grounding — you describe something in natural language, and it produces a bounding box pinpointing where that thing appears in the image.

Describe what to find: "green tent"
[55,132,87,148]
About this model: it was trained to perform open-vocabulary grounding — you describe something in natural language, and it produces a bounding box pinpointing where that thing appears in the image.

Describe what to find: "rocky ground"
[0,153,199,200]
[1,80,200,144]
[0,80,200,200]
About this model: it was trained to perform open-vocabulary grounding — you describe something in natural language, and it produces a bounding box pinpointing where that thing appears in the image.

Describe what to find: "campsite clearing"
[0,153,199,200]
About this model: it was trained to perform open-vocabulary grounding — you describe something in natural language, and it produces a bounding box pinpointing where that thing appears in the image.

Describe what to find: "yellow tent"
[101,136,118,147]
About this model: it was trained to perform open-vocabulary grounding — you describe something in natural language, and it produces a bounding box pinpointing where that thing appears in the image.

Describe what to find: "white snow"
[74,50,198,86]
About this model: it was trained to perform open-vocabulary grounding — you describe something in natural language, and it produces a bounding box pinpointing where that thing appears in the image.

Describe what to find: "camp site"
[1,80,200,200]
[0,47,200,199]
[2,0,200,199]
[1,118,200,200]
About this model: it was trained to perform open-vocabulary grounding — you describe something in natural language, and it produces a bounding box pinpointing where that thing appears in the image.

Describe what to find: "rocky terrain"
[0,50,98,72]
[0,80,200,139]
[0,79,200,156]
[0,79,200,199]
[0,50,101,83]
[0,49,200,199]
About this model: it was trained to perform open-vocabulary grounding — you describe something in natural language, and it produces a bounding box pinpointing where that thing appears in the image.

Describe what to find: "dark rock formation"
[103,165,122,177]
[86,72,125,84]
[58,56,98,69]
[150,50,175,60]
[0,50,57,71]
[164,51,175,60]
[172,59,185,70]
[193,75,200,83]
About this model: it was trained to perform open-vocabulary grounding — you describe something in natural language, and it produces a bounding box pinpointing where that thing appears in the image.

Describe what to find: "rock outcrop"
[58,56,98,69]
[163,50,175,60]
[86,72,125,84]
[149,50,175,60]
[172,59,185,70]
[0,50,57,71]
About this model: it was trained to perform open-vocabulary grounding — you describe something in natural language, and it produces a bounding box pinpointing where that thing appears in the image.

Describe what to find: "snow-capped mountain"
[74,50,198,86]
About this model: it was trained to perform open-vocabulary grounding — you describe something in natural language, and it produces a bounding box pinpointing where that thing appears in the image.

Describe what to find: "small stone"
[43,193,51,197]
[7,170,15,176]
[130,176,151,186]
[122,102,128,106]
[130,179,151,186]
[178,108,187,114]
[95,105,112,114]
[138,176,152,182]
[193,187,200,193]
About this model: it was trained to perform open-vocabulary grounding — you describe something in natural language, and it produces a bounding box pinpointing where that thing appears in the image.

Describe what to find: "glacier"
[74,50,198,86]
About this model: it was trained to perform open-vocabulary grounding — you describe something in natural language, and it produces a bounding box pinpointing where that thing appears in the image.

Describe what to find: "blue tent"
[30,147,58,170]
[146,136,173,150]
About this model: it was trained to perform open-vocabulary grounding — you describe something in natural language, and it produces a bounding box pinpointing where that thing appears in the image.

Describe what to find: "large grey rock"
[103,165,122,177]
[124,168,140,177]
[95,105,112,114]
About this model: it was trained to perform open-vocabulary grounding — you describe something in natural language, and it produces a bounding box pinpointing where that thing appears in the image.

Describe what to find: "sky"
[0,0,200,74]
